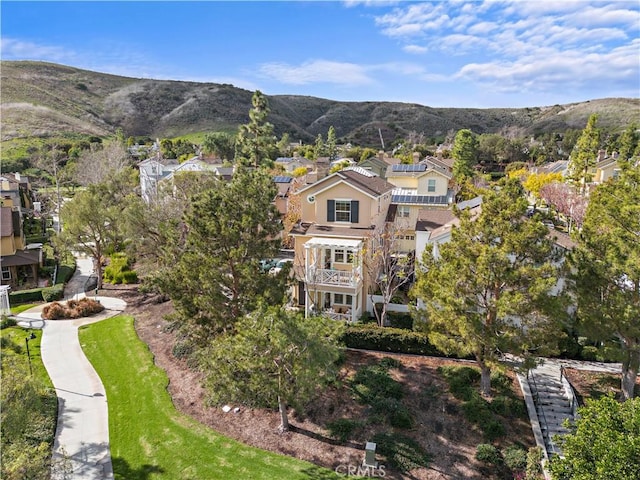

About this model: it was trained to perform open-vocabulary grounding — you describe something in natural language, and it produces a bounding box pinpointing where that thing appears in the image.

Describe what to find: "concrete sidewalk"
[32,250,127,480]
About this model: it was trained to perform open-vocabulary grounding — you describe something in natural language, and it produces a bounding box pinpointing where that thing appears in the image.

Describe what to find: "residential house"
[1,174,42,289]
[273,175,295,217]
[139,156,235,203]
[385,158,454,252]
[290,167,395,322]
[358,151,402,179]
[274,156,313,174]
[593,151,621,184]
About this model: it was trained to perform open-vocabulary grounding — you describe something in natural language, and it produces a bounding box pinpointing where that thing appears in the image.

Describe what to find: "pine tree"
[570,162,640,399]
[234,90,276,168]
[452,129,478,181]
[202,306,344,432]
[567,114,601,193]
[413,179,564,396]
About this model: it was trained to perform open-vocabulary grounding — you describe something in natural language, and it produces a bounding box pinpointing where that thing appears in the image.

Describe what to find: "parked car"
[259,258,278,273]
[269,258,293,275]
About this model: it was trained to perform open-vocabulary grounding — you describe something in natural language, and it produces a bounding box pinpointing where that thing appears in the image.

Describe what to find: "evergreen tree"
[452,129,478,181]
[326,126,338,162]
[567,114,601,193]
[313,133,325,160]
[617,123,639,161]
[202,132,236,161]
[412,179,563,396]
[202,306,344,432]
[234,90,276,167]
[569,162,640,399]
[161,168,286,342]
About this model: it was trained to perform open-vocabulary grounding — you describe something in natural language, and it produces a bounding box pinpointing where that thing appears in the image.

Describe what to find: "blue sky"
[2,1,639,108]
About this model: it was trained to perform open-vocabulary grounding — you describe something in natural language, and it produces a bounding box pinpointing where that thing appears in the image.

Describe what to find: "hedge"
[42,285,64,302]
[9,288,45,305]
[343,324,458,357]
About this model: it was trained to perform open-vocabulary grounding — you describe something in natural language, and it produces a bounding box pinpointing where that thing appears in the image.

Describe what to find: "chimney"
[378,150,385,161]
[597,149,606,162]
[316,157,330,180]
[412,152,420,164]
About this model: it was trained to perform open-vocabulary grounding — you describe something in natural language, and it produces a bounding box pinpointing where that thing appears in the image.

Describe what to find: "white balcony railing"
[306,267,361,287]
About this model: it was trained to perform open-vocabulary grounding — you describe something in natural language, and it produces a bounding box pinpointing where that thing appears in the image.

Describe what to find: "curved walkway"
[20,252,126,480]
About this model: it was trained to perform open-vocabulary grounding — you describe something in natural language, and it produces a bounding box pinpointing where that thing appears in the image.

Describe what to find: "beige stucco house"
[385,158,454,252]
[290,167,395,322]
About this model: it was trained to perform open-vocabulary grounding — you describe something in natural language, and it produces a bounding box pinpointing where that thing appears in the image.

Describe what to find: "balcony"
[306,266,361,287]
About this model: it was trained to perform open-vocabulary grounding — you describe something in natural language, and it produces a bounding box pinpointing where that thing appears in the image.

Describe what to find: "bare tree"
[368,221,414,327]
[75,140,131,186]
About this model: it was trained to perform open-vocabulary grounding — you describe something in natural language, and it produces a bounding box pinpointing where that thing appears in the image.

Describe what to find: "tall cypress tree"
[567,114,601,193]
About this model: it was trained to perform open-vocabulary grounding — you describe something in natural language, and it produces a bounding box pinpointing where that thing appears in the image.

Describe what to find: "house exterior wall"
[302,181,383,228]
[417,172,449,195]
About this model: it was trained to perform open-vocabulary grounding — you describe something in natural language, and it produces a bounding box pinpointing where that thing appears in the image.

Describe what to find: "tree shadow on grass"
[112,457,164,480]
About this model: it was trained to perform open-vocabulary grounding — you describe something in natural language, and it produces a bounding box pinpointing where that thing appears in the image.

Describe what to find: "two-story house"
[290,167,395,322]
[385,158,454,252]
[1,174,41,289]
[139,156,235,203]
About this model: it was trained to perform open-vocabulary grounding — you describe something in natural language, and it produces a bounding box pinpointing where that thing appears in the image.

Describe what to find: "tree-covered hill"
[1,60,639,146]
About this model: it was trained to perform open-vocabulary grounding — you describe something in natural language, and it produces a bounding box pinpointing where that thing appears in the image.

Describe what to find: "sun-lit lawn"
[79,315,339,480]
[0,325,50,385]
[10,303,40,315]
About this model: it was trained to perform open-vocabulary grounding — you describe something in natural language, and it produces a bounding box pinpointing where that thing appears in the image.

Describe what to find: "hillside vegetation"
[2,61,639,147]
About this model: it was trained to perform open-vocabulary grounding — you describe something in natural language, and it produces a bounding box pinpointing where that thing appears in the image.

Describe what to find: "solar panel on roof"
[273,176,293,183]
[391,164,427,172]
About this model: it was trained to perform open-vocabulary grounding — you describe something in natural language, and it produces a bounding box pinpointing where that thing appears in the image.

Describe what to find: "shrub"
[103,253,138,285]
[483,419,506,441]
[490,395,528,419]
[526,447,544,480]
[378,356,402,370]
[9,288,45,305]
[326,418,361,443]
[502,445,527,471]
[438,365,480,401]
[42,285,64,302]
[352,365,403,403]
[476,443,501,465]
[54,255,76,285]
[172,342,194,359]
[372,433,431,472]
[41,298,104,320]
[1,317,17,329]
[343,324,453,357]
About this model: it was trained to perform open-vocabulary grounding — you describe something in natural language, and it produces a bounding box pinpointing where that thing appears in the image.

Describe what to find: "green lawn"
[0,325,50,385]
[10,303,39,315]
[79,315,340,480]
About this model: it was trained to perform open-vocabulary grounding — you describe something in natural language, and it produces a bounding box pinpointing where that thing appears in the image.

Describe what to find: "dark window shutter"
[327,200,335,222]
[351,200,359,223]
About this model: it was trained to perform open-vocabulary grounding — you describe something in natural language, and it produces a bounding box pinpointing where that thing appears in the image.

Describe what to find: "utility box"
[364,441,378,467]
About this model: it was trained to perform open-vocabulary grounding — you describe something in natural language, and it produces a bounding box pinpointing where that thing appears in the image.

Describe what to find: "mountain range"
[1,61,639,146]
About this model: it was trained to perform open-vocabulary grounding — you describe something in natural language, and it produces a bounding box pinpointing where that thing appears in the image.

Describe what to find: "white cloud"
[0,38,76,62]
[258,60,374,86]
[456,38,640,93]
[403,44,428,54]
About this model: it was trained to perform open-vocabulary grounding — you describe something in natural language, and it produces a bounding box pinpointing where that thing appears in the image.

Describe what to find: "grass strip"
[80,315,339,480]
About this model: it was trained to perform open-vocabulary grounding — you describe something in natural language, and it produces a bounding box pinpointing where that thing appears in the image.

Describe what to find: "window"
[335,201,351,222]
[398,205,411,218]
[332,249,354,264]
[327,199,359,223]
[334,294,353,305]
[400,235,415,241]
[427,179,436,193]
[1,267,10,280]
